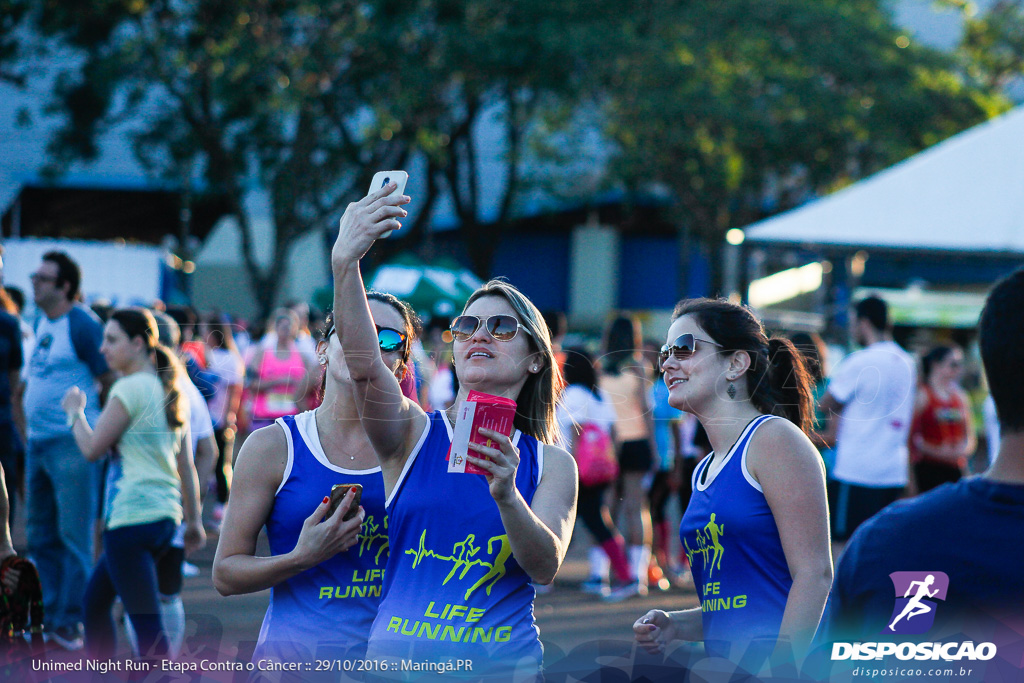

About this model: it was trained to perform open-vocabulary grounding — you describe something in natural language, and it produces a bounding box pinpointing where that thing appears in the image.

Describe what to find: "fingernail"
[322,496,330,504]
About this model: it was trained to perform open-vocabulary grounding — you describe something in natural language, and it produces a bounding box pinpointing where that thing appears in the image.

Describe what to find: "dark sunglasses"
[659,333,723,369]
[326,324,408,353]
[450,314,534,343]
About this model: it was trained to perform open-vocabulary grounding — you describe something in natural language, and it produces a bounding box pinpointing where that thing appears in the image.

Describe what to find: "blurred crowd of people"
[0,245,1007,659]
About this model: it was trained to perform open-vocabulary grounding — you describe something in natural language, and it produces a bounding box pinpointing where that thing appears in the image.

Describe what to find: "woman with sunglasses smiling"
[213,291,420,666]
[330,183,577,679]
[634,298,831,671]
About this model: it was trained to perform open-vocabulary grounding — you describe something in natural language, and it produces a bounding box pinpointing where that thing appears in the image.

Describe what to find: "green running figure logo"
[405,531,512,600]
[683,512,725,578]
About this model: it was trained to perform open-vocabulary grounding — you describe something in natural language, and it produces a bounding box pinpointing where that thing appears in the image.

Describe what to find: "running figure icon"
[703,513,725,574]
[888,574,939,631]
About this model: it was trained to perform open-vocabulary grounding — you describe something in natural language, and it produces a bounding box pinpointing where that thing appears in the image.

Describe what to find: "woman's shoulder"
[234,421,289,480]
[110,371,160,397]
[747,416,819,466]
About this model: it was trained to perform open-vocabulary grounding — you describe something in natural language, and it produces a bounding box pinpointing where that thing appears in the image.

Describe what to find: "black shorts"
[828,479,903,541]
[618,439,654,473]
[157,546,185,596]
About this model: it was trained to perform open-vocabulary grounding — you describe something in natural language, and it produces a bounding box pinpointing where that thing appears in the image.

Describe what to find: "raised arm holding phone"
[331,180,578,679]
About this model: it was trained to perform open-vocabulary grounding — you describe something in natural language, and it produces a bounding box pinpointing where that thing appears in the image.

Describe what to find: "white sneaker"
[581,578,610,597]
[602,580,646,603]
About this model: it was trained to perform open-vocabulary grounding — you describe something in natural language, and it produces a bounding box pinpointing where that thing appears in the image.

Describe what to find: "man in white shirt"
[820,296,916,543]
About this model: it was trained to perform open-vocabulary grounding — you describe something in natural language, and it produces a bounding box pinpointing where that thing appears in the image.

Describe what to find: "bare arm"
[749,419,833,660]
[818,390,844,449]
[467,431,578,584]
[10,373,25,444]
[175,428,206,555]
[62,388,131,462]
[193,434,219,508]
[212,426,364,596]
[0,463,14,562]
[331,185,426,492]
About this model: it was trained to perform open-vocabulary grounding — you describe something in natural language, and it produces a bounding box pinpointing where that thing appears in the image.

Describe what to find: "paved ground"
[10,499,700,676]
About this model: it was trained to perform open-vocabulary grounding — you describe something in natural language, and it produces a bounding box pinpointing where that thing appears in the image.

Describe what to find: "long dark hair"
[602,314,641,375]
[462,279,563,445]
[110,307,187,429]
[672,298,814,435]
[563,347,600,397]
[921,345,956,385]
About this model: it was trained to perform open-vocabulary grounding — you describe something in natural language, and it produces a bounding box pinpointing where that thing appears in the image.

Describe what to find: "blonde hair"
[462,279,564,445]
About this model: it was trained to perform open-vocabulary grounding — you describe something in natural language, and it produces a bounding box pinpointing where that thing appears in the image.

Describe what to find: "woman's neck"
[928,377,952,398]
[318,385,362,423]
[699,401,764,458]
[122,357,152,376]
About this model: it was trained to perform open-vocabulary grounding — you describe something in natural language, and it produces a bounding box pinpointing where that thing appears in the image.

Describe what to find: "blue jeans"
[84,519,177,659]
[25,434,102,631]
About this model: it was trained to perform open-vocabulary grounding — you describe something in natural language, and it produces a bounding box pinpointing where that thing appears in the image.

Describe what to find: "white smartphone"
[368,170,409,239]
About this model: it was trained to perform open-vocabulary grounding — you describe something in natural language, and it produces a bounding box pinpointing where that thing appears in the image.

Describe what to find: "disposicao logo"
[831,571,997,662]
[885,571,948,635]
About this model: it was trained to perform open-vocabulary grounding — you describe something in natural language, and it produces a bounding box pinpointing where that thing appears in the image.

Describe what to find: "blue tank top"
[365,410,544,677]
[254,411,389,662]
[680,414,792,663]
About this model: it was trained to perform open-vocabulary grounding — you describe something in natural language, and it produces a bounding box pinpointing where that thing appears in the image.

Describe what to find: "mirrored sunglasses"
[325,324,407,354]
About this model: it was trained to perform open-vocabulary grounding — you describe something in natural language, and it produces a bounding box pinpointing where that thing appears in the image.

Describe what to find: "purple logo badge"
[884,571,949,635]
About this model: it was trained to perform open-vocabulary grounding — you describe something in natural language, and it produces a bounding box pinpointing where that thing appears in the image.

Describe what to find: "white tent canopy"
[744,105,1024,254]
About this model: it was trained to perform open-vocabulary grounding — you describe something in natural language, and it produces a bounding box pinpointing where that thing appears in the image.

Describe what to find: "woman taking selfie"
[213,296,419,665]
[61,308,205,659]
[331,183,578,679]
[634,298,831,669]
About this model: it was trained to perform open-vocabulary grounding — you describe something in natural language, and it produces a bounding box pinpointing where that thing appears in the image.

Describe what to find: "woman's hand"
[61,386,87,418]
[467,427,521,505]
[634,610,679,655]
[332,183,411,268]
[290,489,365,570]
[184,521,207,556]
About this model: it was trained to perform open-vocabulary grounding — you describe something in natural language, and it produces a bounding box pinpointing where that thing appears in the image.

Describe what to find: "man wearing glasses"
[22,251,113,651]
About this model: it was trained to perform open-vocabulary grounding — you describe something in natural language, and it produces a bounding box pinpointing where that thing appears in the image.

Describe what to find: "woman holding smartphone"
[633,298,831,669]
[331,183,578,679]
[61,308,205,659]
[213,295,419,666]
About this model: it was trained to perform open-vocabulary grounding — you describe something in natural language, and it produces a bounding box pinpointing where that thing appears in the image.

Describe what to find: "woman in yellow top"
[61,307,205,659]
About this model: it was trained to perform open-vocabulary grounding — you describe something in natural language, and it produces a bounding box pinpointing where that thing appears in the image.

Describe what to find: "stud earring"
[318,356,327,366]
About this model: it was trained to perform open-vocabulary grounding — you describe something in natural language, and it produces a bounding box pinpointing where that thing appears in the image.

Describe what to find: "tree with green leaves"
[944,0,1024,91]
[602,0,1008,295]
[17,0,600,314]
[28,0,435,317]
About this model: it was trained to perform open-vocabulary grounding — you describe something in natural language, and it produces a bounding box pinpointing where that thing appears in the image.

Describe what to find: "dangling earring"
[727,380,737,400]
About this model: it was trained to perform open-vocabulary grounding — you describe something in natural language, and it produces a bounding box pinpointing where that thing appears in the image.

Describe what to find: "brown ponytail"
[111,308,187,429]
[153,344,186,429]
[762,338,813,435]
